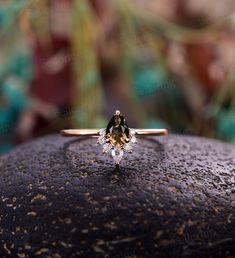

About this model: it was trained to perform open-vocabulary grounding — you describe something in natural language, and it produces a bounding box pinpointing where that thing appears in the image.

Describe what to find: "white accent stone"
[103,143,112,153]
[124,143,132,153]
[130,136,137,143]
[111,149,124,164]
[98,136,106,144]
[129,129,136,136]
[99,128,106,136]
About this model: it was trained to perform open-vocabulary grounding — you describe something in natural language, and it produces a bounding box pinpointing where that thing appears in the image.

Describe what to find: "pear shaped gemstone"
[105,111,130,148]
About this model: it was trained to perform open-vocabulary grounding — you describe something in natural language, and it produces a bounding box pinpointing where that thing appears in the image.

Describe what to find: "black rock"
[0,135,234,258]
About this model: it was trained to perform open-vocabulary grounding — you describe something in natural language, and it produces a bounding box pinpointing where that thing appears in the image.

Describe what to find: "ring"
[61,110,168,166]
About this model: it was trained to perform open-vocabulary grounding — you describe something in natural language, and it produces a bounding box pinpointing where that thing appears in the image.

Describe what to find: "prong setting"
[115,110,121,116]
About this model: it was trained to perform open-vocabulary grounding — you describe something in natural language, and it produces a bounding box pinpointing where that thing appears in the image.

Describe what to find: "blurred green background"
[1,0,235,154]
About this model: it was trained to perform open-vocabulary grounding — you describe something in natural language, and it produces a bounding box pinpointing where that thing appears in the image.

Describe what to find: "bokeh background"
[1,0,235,154]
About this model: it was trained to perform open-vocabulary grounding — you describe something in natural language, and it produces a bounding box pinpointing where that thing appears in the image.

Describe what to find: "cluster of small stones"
[97,128,137,165]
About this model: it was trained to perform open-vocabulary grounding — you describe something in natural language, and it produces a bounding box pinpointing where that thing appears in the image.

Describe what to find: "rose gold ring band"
[61,129,168,137]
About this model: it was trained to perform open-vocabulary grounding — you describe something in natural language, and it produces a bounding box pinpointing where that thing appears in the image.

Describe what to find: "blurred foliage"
[71,0,105,128]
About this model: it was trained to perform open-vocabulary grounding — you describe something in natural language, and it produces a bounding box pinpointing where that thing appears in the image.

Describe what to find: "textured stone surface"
[0,135,234,258]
